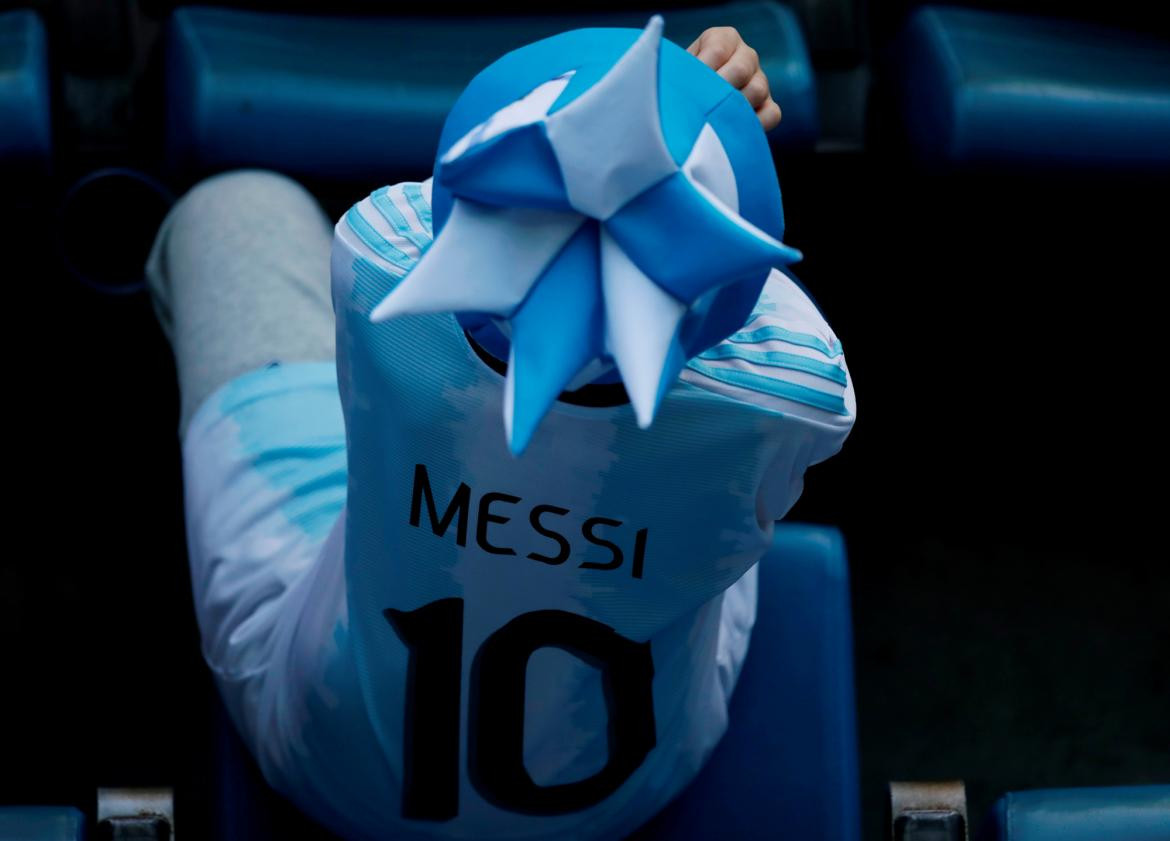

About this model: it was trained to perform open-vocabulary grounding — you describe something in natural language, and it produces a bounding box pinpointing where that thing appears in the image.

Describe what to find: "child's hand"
[687,27,782,131]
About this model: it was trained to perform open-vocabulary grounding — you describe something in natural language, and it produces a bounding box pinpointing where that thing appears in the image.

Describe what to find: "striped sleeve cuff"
[334,180,434,281]
[681,269,855,434]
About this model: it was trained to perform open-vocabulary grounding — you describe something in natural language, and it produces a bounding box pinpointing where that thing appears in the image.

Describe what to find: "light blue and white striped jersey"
[182,180,855,841]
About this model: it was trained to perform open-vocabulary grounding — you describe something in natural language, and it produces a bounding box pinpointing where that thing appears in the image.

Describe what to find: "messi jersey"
[182,180,855,840]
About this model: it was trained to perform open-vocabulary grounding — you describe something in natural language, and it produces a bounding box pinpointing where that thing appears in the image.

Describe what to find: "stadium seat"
[634,523,861,840]
[214,523,861,840]
[977,785,1170,841]
[0,807,85,841]
[0,9,51,177]
[164,2,817,181]
[888,6,1170,170]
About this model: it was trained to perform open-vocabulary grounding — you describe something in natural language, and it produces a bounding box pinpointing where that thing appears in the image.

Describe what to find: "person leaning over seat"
[147,22,850,841]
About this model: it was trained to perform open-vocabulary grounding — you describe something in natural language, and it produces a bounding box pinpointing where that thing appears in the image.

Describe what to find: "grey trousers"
[146,170,337,436]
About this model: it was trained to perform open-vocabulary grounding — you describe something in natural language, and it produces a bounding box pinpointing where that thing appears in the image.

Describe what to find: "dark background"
[2,1,1167,838]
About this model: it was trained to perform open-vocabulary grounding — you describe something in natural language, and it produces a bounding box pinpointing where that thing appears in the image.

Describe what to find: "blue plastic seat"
[0,10,51,175]
[890,6,1170,170]
[165,2,817,181]
[634,523,861,840]
[0,807,85,841]
[979,785,1170,841]
[214,522,860,840]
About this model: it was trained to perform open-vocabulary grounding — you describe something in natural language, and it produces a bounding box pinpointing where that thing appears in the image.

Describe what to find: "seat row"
[5,3,1169,185]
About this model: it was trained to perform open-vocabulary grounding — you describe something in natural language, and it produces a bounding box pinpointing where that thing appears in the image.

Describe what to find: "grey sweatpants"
[146,170,337,436]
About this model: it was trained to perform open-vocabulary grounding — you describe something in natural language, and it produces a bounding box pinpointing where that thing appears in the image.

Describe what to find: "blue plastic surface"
[892,6,1170,169]
[982,785,1170,841]
[165,2,817,180]
[0,10,51,173]
[0,807,85,841]
[634,523,861,841]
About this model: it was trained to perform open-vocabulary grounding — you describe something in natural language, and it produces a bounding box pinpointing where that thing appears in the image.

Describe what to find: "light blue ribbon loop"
[605,171,802,304]
[439,122,573,212]
[509,222,605,454]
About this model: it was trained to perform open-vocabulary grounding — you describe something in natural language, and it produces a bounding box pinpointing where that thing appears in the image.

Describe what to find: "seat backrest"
[0,807,86,841]
[0,10,51,180]
[634,524,861,840]
[979,785,1170,841]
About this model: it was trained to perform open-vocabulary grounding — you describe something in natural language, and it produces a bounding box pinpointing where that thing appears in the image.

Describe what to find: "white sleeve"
[179,361,350,779]
[680,269,856,520]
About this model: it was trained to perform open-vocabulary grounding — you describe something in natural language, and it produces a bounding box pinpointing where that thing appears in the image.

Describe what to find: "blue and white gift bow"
[371,16,802,455]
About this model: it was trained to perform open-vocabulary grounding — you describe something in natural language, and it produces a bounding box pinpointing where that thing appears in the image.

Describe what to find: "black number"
[386,601,656,821]
[469,610,656,814]
[384,598,464,821]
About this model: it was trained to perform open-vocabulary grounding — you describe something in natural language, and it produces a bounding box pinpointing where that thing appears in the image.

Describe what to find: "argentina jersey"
[180,178,854,841]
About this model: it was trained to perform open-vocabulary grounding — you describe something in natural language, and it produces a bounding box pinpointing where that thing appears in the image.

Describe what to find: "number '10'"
[385,598,657,820]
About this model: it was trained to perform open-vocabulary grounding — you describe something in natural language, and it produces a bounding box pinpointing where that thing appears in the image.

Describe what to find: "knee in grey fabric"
[146,169,336,436]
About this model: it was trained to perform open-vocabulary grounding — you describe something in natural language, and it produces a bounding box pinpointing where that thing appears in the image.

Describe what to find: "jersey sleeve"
[331,178,433,307]
[680,269,856,521]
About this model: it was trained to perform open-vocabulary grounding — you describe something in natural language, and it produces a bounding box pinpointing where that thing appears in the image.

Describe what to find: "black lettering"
[579,517,624,571]
[631,528,648,579]
[527,505,571,565]
[410,464,470,547]
[477,492,520,556]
